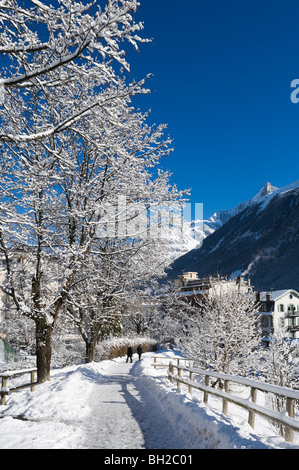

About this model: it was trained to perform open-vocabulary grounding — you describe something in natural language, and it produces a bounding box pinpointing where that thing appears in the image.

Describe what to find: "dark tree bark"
[35,317,52,383]
[85,337,97,364]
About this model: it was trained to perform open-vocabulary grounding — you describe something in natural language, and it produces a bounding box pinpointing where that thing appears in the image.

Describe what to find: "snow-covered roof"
[260,290,295,302]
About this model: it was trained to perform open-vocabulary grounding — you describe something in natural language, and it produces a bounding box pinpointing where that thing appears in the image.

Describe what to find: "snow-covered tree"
[262,334,299,388]
[0,0,187,381]
[162,281,262,376]
[56,98,185,363]
[121,292,159,337]
[64,255,124,363]
[156,282,196,347]
[196,285,261,375]
[191,284,261,375]
[261,334,299,425]
[0,0,148,141]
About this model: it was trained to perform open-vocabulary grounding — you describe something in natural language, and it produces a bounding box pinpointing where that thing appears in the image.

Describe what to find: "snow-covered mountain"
[167,180,299,291]
[177,182,279,256]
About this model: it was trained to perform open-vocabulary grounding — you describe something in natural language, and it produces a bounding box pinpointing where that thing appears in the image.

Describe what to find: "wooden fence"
[151,357,299,443]
[0,368,37,405]
[151,355,194,368]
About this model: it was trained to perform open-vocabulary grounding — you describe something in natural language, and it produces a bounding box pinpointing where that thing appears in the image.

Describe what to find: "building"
[256,290,299,344]
[174,272,253,297]
[174,272,299,345]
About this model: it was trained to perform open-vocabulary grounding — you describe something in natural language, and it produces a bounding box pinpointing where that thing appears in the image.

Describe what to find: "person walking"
[126,345,133,363]
[137,344,143,361]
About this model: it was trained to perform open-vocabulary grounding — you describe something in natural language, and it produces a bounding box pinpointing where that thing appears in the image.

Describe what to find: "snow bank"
[0,363,95,448]
[136,351,298,449]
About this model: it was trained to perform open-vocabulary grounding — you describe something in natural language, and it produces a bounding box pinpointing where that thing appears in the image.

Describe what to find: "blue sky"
[129,0,299,218]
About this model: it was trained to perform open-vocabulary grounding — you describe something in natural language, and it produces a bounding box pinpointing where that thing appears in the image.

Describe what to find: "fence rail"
[151,356,194,368]
[0,368,37,405]
[152,357,299,443]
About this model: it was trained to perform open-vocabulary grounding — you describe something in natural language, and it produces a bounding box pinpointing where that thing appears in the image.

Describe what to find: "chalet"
[256,289,299,345]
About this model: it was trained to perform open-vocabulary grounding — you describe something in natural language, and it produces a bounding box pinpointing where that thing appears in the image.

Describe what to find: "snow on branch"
[0,77,149,143]
[0,0,147,88]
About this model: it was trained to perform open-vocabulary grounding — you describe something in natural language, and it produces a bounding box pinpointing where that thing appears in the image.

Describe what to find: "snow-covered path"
[0,351,298,449]
[79,359,182,449]
[0,353,189,449]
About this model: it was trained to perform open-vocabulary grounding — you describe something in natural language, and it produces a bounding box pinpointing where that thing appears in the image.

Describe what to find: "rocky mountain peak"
[252,182,278,202]
[167,180,299,291]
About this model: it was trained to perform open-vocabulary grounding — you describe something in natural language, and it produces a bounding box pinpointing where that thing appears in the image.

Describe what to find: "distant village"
[175,271,299,347]
[1,252,299,360]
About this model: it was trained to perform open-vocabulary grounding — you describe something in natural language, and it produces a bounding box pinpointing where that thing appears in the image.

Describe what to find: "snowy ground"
[0,349,298,450]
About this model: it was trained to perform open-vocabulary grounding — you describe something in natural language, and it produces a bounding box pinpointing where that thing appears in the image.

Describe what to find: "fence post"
[188,371,194,395]
[168,362,174,384]
[1,377,7,406]
[285,398,295,443]
[204,375,209,404]
[30,370,35,392]
[222,380,230,415]
[248,387,257,429]
[153,357,157,369]
[177,366,181,390]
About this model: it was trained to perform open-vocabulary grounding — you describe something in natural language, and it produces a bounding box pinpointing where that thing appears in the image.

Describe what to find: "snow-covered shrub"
[95,337,157,361]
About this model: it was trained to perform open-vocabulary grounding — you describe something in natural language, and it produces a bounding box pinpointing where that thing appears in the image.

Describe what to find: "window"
[289,317,297,328]
[260,316,269,328]
[288,304,295,314]
[278,304,284,312]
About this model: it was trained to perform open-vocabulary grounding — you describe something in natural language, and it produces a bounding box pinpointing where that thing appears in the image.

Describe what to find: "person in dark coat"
[126,345,133,363]
[137,344,143,361]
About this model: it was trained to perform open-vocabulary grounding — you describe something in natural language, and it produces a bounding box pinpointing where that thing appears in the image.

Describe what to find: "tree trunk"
[85,321,101,363]
[85,338,97,363]
[35,318,52,383]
